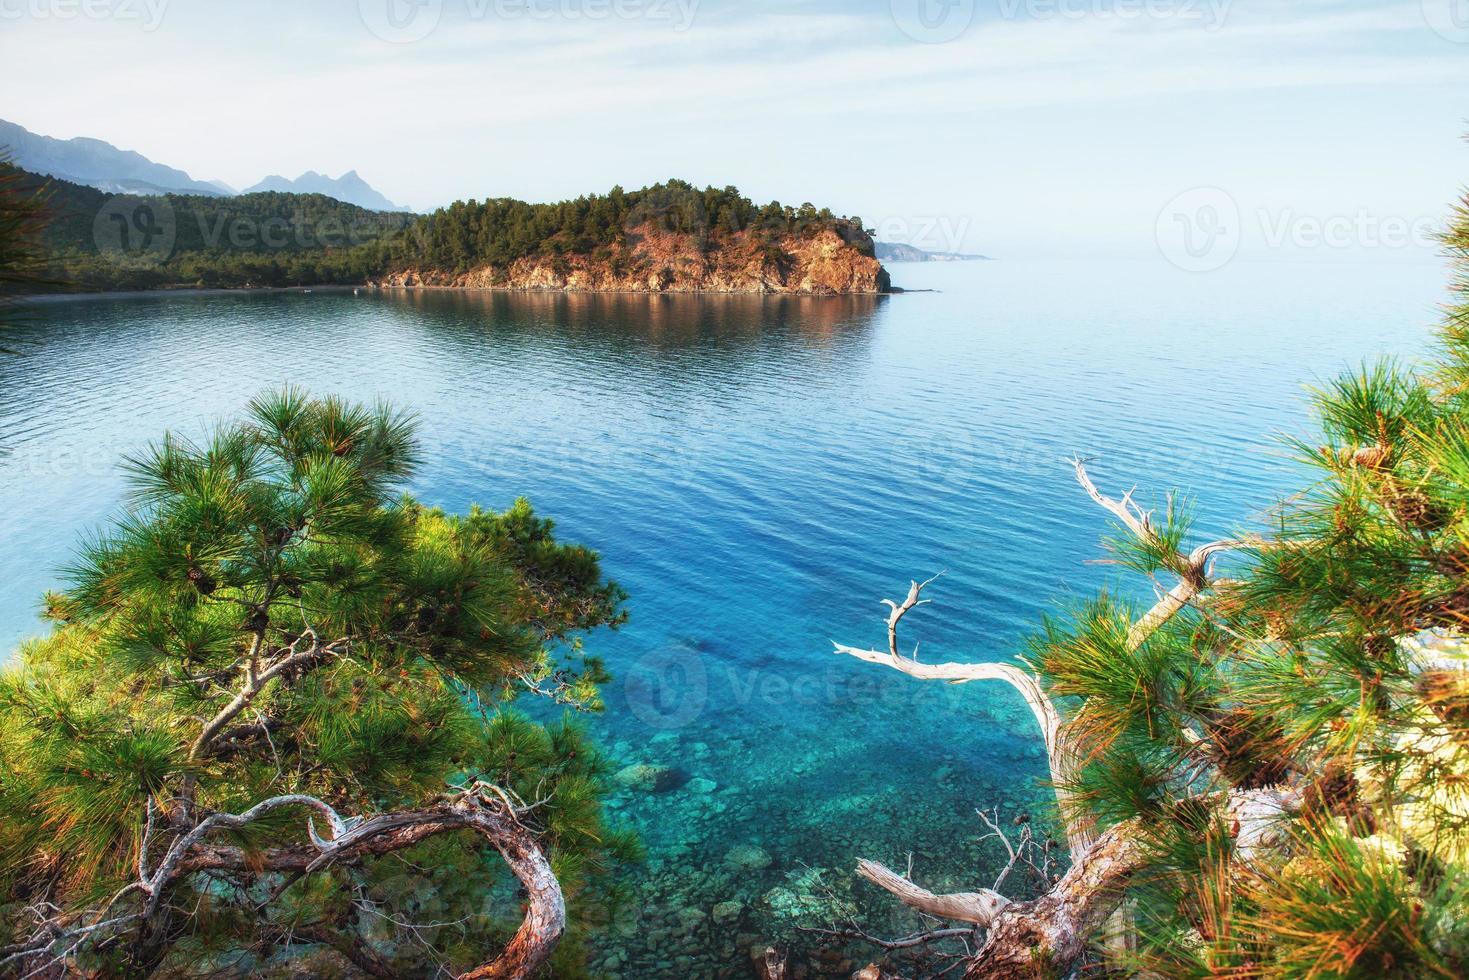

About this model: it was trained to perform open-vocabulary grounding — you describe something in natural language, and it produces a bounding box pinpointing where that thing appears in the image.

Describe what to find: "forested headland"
[6,167,887,295]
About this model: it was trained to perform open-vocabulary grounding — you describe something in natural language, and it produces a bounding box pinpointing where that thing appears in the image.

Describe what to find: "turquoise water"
[0,258,1449,974]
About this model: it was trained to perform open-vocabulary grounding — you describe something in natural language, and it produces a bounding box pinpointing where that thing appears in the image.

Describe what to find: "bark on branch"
[962,818,1144,979]
[831,576,1088,850]
[189,637,342,760]
[848,822,1145,979]
[856,861,1009,926]
[828,459,1287,976]
[4,787,564,980]
[961,788,1297,977]
[1071,457,1257,651]
[849,788,1297,978]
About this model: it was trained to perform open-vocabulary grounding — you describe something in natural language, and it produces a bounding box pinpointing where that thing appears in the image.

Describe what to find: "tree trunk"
[963,821,1143,979]
[454,806,564,979]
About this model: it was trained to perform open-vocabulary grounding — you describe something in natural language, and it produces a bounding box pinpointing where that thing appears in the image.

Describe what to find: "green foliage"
[1021,165,1469,977]
[1238,826,1469,979]
[10,165,412,291]
[1435,188,1469,393]
[1105,493,1198,578]
[393,178,864,274]
[12,166,873,293]
[0,390,629,975]
[1027,596,1215,762]
[0,157,54,332]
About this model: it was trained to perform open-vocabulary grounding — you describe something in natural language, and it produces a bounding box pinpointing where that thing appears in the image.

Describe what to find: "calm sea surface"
[0,258,1450,974]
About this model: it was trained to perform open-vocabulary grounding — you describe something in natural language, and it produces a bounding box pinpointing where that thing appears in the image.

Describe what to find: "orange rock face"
[372,225,891,295]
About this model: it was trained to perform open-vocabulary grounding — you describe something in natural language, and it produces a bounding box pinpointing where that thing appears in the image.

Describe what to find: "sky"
[1,0,1466,259]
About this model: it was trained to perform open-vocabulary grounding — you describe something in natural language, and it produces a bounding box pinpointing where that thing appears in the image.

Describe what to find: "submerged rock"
[761,884,826,921]
[712,900,742,925]
[614,763,690,793]
[674,907,707,935]
[723,844,773,871]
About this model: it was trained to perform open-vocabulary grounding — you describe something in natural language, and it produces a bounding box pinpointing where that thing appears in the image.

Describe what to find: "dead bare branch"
[1073,457,1261,650]
[832,577,1088,850]
[855,861,1009,927]
[3,788,564,980]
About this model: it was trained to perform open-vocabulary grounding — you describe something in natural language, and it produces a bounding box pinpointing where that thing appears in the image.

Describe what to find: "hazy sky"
[3,0,1466,259]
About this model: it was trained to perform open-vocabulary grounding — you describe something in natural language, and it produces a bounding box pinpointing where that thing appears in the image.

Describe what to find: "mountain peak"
[243,170,407,212]
[0,117,229,197]
[0,118,409,212]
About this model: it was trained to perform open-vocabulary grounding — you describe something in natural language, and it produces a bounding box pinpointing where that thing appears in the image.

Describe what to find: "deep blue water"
[0,258,1449,974]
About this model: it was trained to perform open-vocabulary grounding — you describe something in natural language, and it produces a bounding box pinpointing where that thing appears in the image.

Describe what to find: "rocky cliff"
[372,225,890,295]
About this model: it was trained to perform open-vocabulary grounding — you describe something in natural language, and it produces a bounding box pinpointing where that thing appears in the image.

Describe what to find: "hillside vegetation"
[13,167,410,290]
[13,168,885,294]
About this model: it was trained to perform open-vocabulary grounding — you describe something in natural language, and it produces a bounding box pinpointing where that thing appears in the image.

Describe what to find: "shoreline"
[14,283,900,305]
[364,284,897,298]
[13,285,361,305]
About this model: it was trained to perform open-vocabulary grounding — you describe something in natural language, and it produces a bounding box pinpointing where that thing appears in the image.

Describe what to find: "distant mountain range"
[0,118,226,197]
[244,171,406,212]
[0,119,407,212]
[875,241,991,262]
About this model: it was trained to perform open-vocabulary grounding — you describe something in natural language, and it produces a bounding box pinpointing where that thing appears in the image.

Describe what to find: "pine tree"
[0,159,54,333]
[0,390,635,978]
[828,158,1469,978]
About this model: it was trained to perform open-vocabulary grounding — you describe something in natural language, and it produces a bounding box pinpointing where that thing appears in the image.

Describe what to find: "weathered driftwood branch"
[962,818,1144,979]
[829,459,1282,975]
[828,641,1063,796]
[834,463,1256,842]
[1071,457,1256,651]
[756,946,789,980]
[856,861,1009,926]
[798,925,976,952]
[856,786,1300,979]
[832,575,1087,852]
[843,823,1146,977]
[2,787,563,980]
